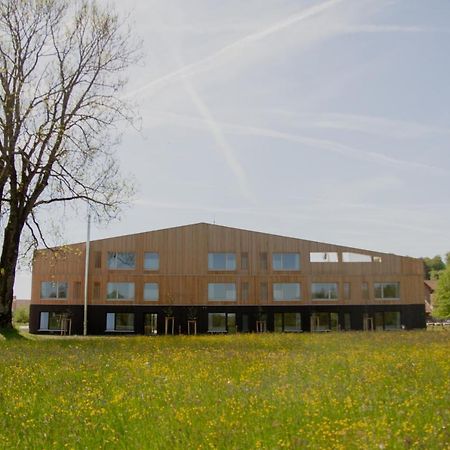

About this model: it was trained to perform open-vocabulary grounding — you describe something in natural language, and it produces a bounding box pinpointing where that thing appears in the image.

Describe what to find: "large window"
[40,281,68,299]
[275,312,302,332]
[311,283,338,300]
[272,253,300,271]
[374,282,400,299]
[208,283,236,301]
[106,313,134,332]
[106,282,135,300]
[39,312,63,330]
[144,252,159,271]
[273,283,301,301]
[375,311,401,330]
[207,313,236,333]
[208,253,236,270]
[311,312,339,331]
[107,252,136,270]
[310,252,338,262]
[384,312,401,330]
[144,283,159,301]
[342,252,372,262]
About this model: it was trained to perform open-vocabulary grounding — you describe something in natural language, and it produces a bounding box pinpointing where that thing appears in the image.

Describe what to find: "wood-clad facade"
[29,223,426,334]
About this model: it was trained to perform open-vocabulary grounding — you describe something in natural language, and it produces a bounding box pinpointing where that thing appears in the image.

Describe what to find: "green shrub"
[13,307,29,324]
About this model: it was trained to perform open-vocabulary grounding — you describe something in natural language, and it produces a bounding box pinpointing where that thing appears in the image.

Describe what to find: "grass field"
[0,330,449,449]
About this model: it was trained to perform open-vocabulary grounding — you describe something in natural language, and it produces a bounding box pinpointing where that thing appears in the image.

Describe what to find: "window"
[273,283,301,301]
[208,283,236,301]
[208,253,236,270]
[40,281,68,299]
[375,312,384,330]
[241,252,249,270]
[374,311,401,330]
[208,313,226,332]
[259,252,268,271]
[373,256,382,263]
[343,282,351,300]
[260,282,268,303]
[342,252,372,262]
[310,252,338,262]
[227,313,236,334]
[144,283,159,301]
[144,313,158,335]
[384,312,401,330]
[207,313,236,333]
[144,252,159,271]
[311,312,339,331]
[241,282,249,302]
[106,282,135,300]
[311,283,338,300]
[107,252,136,270]
[374,282,400,299]
[272,253,300,271]
[39,312,63,331]
[275,312,302,332]
[106,312,134,332]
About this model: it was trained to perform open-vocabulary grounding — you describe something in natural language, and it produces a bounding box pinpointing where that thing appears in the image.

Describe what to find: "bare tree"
[0,0,140,328]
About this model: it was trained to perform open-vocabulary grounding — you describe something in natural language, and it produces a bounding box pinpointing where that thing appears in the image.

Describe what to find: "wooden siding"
[31,223,424,307]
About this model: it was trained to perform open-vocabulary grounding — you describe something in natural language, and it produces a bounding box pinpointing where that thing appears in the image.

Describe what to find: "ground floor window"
[144,313,158,335]
[208,313,236,333]
[384,311,401,330]
[274,312,302,332]
[106,312,134,332]
[39,312,64,331]
[367,311,402,331]
[311,312,339,331]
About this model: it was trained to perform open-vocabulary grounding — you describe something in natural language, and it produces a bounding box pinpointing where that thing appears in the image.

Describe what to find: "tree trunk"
[0,214,24,329]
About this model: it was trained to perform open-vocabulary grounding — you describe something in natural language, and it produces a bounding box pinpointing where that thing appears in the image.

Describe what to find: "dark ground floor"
[29,304,426,335]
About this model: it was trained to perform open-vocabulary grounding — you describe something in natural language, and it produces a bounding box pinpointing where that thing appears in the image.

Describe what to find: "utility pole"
[83,207,91,336]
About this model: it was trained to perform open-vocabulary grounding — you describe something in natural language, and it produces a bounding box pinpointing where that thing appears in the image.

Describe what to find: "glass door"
[144,313,158,335]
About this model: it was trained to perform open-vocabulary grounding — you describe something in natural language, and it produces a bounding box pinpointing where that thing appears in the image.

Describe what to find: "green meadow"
[0,331,449,449]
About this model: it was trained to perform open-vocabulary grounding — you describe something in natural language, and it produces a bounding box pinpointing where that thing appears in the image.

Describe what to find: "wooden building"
[29,223,426,334]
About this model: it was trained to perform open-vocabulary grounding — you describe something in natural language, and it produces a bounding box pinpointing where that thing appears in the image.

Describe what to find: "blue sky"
[14,0,450,297]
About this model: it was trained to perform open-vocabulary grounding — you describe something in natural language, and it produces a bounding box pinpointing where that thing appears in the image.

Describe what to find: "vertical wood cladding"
[31,223,424,308]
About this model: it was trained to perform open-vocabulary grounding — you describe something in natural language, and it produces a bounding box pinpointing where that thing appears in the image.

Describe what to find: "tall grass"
[0,331,448,449]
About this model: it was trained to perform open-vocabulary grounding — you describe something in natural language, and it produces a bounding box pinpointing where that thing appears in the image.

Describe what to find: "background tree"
[0,0,140,329]
[445,252,450,267]
[422,255,446,280]
[434,265,450,319]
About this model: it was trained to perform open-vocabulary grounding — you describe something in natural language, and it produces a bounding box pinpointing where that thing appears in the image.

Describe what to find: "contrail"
[182,79,254,202]
[142,110,449,175]
[122,0,345,99]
